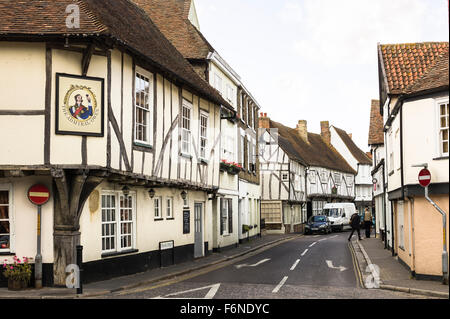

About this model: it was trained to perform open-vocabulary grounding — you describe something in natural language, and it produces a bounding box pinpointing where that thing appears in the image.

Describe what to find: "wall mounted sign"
[56,73,104,136]
[183,209,190,234]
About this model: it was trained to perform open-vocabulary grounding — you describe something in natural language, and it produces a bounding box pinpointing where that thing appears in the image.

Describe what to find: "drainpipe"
[382,161,387,250]
[408,196,416,277]
[391,200,396,256]
[400,104,405,201]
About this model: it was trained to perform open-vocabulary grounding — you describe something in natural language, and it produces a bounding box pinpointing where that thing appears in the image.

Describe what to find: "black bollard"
[76,245,83,295]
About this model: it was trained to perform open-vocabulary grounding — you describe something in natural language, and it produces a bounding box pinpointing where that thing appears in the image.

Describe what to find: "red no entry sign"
[28,184,50,206]
[418,168,431,188]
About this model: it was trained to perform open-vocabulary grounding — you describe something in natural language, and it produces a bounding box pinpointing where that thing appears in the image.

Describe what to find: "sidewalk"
[350,235,449,299]
[0,233,300,299]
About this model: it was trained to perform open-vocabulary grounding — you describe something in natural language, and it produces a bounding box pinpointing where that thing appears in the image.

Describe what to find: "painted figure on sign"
[70,94,93,120]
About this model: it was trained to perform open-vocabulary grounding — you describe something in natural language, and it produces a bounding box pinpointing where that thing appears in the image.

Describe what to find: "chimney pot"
[320,121,331,146]
[259,113,270,129]
[296,120,308,142]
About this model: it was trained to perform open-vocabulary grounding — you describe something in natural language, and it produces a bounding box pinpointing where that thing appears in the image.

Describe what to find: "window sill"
[388,171,395,176]
[166,217,175,220]
[154,218,164,221]
[180,153,192,160]
[101,249,139,258]
[199,158,209,165]
[133,142,153,152]
[0,251,15,256]
[433,156,449,161]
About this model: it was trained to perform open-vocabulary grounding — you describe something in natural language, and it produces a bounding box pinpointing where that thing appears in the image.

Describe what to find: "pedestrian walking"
[364,207,373,238]
[348,212,362,241]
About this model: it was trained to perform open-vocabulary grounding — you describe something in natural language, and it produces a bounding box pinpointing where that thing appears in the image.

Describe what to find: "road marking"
[318,238,327,242]
[272,276,288,293]
[152,283,221,299]
[235,258,271,269]
[309,242,317,247]
[329,235,338,239]
[301,249,308,256]
[290,259,300,271]
[326,260,347,272]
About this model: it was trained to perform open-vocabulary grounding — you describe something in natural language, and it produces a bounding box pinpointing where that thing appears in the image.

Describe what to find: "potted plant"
[2,256,32,290]
[220,160,243,175]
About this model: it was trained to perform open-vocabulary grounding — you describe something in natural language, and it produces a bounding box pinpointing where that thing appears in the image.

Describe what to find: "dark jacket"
[350,213,361,229]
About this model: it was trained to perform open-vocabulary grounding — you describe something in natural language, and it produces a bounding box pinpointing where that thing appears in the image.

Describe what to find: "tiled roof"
[269,120,356,175]
[333,126,372,165]
[379,42,449,94]
[404,49,449,95]
[368,99,384,145]
[132,0,214,60]
[0,0,231,109]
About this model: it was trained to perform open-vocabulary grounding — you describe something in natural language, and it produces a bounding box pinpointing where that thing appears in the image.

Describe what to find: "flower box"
[220,160,243,175]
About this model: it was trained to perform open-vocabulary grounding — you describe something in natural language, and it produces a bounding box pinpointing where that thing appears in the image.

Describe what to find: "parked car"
[305,215,332,234]
[322,202,356,232]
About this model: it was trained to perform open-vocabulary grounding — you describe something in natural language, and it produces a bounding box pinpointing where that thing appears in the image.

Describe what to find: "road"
[105,231,432,299]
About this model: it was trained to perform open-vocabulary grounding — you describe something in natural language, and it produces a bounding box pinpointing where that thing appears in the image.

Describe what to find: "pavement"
[0,232,300,299]
[349,232,449,299]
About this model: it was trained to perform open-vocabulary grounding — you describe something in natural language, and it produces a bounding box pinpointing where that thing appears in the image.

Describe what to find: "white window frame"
[214,73,222,94]
[221,198,229,236]
[166,197,173,219]
[281,172,289,182]
[308,170,316,184]
[181,99,192,156]
[199,111,209,160]
[0,184,13,253]
[154,196,162,219]
[101,191,136,254]
[334,172,341,185]
[222,133,235,163]
[134,67,153,146]
[437,99,449,157]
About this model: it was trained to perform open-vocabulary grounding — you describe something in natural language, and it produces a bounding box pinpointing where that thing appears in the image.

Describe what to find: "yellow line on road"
[348,241,364,289]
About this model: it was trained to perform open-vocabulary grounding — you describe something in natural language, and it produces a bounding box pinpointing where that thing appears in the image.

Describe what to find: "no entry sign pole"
[28,184,50,289]
[416,166,448,285]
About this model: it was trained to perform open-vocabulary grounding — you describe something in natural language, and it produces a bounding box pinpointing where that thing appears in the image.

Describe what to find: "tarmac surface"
[0,231,448,299]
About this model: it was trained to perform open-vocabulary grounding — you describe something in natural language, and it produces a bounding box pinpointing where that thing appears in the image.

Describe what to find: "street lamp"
[122,185,130,196]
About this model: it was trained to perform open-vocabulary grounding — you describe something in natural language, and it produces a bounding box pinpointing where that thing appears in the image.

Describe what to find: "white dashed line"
[290,259,300,271]
[301,249,309,256]
[309,242,317,247]
[272,276,288,293]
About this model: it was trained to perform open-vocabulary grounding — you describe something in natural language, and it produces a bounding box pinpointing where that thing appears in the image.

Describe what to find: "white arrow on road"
[235,258,271,269]
[152,283,221,299]
[326,260,347,272]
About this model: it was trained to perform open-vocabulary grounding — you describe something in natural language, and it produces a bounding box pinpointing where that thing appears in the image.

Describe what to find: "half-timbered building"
[328,124,373,215]
[132,0,262,249]
[259,114,356,233]
[0,0,235,287]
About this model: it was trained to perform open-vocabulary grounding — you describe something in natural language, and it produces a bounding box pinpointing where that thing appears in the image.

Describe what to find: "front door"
[194,202,203,258]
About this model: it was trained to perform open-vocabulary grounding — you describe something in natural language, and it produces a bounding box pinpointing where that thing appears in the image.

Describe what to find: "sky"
[194,0,449,152]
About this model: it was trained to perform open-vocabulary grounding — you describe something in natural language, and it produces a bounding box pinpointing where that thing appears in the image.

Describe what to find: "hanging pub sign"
[55,73,104,137]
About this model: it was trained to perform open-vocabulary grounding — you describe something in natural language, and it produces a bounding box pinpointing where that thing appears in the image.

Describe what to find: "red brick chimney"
[296,120,308,143]
[259,112,270,129]
[320,121,331,145]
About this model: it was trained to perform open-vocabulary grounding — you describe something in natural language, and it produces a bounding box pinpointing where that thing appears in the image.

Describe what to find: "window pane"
[0,206,8,220]
[444,141,448,153]
[0,191,8,205]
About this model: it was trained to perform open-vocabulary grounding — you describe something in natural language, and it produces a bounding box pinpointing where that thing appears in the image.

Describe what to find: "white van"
[322,203,356,231]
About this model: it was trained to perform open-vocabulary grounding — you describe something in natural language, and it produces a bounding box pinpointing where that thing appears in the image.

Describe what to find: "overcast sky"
[194,0,449,152]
